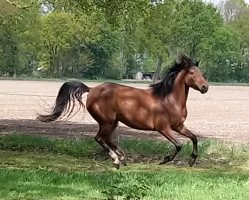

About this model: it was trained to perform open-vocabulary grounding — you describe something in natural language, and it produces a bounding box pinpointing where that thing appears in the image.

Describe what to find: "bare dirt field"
[0,80,249,143]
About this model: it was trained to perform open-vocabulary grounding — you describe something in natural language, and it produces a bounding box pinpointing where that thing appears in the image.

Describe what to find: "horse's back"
[86,82,147,109]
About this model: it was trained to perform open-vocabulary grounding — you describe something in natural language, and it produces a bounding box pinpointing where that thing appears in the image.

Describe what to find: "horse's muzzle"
[200,84,208,94]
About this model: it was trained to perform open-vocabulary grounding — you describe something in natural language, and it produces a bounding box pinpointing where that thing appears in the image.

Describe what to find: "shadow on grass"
[0,119,228,141]
[0,119,163,140]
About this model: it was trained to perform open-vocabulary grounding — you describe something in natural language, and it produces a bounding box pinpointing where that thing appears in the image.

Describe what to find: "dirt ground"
[0,80,249,143]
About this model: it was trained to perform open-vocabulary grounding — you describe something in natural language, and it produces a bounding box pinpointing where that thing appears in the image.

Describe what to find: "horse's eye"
[189,70,194,74]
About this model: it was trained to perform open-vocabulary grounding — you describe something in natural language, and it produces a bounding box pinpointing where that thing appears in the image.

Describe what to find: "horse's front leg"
[175,125,198,167]
[159,128,182,164]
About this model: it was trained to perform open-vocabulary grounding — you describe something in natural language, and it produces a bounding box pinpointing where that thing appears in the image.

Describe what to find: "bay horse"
[37,55,208,168]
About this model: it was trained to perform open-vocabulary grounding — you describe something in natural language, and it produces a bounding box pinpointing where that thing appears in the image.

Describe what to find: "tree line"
[0,0,249,82]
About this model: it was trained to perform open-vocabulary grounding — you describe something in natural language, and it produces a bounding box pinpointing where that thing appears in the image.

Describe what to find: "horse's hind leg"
[95,123,121,169]
[107,142,127,166]
[115,148,126,166]
[175,125,198,167]
[159,129,182,165]
[104,125,127,166]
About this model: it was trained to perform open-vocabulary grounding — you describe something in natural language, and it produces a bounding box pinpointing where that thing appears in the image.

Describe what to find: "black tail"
[37,81,90,122]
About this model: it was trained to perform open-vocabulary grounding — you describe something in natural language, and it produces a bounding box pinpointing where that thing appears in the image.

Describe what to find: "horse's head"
[182,56,209,94]
[150,54,209,98]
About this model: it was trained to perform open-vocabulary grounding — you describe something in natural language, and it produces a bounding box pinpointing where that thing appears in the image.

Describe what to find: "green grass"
[0,134,98,157]
[0,134,249,168]
[0,134,249,200]
[0,150,249,200]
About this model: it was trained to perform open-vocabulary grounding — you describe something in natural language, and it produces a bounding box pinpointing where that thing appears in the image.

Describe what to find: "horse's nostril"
[200,85,208,93]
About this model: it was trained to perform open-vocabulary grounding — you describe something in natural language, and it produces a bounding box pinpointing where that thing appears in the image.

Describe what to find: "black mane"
[150,55,197,98]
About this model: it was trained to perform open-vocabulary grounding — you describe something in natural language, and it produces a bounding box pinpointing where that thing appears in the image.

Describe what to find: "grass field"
[0,134,249,200]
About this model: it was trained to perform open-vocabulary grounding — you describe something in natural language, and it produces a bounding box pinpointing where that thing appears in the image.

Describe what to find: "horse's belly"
[117,114,155,131]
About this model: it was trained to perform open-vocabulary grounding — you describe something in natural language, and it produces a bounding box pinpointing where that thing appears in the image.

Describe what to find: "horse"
[37,55,209,169]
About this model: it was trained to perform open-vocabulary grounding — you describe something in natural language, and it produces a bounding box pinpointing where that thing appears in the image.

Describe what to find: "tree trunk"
[49,55,54,77]
[153,55,163,83]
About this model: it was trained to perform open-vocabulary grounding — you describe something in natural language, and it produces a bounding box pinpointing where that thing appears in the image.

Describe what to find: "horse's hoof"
[113,163,120,169]
[120,159,127,166]
[116,150,127,166]
[119,155,127,166]
[188,157,196,167]
[159,156,171,165]
[113,159,121,169]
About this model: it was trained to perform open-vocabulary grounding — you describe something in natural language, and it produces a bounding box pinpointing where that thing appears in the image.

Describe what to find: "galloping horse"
[37,55,209,168]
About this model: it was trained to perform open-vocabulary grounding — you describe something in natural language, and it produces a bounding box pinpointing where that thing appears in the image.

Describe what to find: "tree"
[198,25,240,81]
[0,0,41,76]
[38,12,100,77]
[231,8,249,82]
[165,1,221,57]
[0,0,248,82]
[137,1,175,82]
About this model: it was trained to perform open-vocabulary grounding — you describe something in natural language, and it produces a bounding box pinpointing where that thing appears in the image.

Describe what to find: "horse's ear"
[195,60,200,67]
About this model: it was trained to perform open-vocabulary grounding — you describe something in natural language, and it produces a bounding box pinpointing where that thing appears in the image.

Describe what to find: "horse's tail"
[37,81,90,122]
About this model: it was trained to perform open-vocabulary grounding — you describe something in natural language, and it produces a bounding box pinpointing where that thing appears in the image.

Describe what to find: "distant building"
[150,0,165,6]
[142,72,155,80]
[135,72,155,81]
[135,72,143,81]
[217,0,245,21]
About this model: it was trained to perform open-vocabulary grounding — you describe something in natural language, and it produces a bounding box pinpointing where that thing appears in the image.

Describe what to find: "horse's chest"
[171,107,187,125]
[182,108,187,118]
[179,108,187,124]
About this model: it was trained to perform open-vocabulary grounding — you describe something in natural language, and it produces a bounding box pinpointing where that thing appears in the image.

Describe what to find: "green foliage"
[169,0,222,56]
[38,11,100,77]
[102,174,150,200]
[198,25,241,82]
[86,25,126,79]
[231,9,249,82]
[0,0,249,81]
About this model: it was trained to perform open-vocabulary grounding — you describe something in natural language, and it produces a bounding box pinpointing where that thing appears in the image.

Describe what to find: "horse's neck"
[171,70,189,109]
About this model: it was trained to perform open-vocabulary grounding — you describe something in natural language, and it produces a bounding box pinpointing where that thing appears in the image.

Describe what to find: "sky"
[205,0,249,5]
